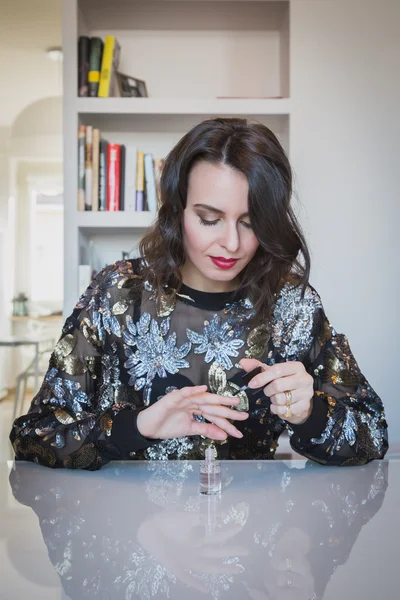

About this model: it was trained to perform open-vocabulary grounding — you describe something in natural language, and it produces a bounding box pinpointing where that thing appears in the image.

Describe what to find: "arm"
[9,263,157,470]
[288,296,388,465]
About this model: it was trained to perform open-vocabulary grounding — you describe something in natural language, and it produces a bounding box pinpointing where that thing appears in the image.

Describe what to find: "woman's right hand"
[136,385,248,441]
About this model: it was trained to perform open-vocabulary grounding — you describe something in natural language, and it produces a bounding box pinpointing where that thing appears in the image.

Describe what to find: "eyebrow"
[193,203,249,219]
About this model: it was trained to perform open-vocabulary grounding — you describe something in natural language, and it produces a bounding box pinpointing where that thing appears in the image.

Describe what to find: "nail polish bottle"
[199,447,221,495]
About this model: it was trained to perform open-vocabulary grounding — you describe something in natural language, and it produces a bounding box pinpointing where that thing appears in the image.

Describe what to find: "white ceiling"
[0,0,62,128]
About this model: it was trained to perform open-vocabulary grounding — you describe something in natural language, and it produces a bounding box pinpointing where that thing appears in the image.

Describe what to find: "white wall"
[290,0,400,441]
[0,0,62,127]
[0,127,11,393]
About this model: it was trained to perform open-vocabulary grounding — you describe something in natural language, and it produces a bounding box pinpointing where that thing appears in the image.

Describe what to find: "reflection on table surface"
[2,459,397,599]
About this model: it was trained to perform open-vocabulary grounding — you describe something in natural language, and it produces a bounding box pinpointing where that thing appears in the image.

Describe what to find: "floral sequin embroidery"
[272,284,323,359]
[123,313,191,403]
[187,314,245,370]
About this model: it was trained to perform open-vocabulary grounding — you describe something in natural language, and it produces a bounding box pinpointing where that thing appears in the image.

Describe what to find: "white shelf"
[76,97,291,116]
[80,0,289,32]
[77,210,157,234]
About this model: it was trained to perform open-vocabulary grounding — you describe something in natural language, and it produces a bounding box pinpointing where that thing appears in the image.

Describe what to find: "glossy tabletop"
[1,459,398,600]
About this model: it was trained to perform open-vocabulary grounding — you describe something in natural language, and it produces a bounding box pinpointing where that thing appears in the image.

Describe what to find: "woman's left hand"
[238,358,314,426]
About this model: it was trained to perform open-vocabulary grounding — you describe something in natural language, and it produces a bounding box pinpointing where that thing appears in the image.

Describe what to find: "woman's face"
[181,161,259,292]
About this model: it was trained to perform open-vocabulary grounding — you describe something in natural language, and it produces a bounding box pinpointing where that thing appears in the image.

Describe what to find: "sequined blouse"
[10,258,388,470]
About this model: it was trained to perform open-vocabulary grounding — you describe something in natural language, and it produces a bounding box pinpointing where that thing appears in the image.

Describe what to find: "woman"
[10,118,388,469]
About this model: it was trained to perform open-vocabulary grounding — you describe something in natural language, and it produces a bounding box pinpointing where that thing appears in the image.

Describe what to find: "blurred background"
[0,0,399,464]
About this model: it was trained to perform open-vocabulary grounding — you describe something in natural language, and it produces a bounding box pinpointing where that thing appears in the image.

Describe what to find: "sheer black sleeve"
[288,288,388,465]
[9,261,157,470]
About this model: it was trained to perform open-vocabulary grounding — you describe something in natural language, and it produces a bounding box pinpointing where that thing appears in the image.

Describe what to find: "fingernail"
[248,378,258,388]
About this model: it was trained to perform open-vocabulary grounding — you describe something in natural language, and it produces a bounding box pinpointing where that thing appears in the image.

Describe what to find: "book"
[99,139,108,211]
[98,36,121,98]
[107,143,121,211]
[91,128,100,211]
[78,36,90,97]
[85,125,93,210]
[135,151,145,211]
[144,153,157,212]
[119,144,126,211]
[77,125,86,211]
[88,37,104,97]
[124,144,137,211]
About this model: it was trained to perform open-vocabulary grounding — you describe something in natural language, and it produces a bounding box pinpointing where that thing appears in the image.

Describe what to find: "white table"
[2,458,397,600]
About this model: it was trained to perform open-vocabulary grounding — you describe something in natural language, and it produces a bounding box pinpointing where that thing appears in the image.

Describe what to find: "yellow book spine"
[98,36,115,98]
[136,152,145,192]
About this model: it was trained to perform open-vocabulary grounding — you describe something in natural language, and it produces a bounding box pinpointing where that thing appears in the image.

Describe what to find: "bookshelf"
[62,0,291,316]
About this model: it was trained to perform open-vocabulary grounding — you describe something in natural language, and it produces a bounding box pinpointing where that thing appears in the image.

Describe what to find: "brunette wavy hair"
[138,117,310,327]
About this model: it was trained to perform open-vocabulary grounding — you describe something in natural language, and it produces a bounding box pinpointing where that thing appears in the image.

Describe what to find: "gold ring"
[284,391,293,419]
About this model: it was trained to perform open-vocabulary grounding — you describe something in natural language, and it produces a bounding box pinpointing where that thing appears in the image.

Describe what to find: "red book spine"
[106,143,121,211]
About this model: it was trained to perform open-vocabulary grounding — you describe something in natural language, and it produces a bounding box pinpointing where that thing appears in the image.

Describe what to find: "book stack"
[78,125,164,212]
[78,35,120,97]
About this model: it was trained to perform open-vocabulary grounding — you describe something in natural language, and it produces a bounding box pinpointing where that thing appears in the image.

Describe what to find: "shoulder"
[274,279,323,319]
[271,279,324,360]
[96,258,144,287]
[75,258,144,312]
[92,258,144,291]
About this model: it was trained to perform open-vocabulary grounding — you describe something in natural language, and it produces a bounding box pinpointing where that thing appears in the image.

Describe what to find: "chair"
[12,340,54,422]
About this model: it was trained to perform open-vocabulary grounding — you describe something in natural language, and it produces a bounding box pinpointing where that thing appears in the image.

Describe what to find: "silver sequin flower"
[145,436,195,461]
[272,284,323,359]
[187,314,245,370]
[311,403,358,454]
[124,312,191,389]
[92,294,122,342]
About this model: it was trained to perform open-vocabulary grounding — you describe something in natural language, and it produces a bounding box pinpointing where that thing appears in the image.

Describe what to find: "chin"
[204,268,242,288]
[205,268,238,280]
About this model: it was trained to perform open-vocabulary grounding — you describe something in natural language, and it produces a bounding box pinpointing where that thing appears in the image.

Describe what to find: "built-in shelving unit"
[63,0,291,315]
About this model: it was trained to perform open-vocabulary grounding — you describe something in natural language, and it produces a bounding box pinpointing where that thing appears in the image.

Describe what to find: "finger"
[184,392,242,409]
[179,385,208,400]
[270,398,308,418]
[238,358,265,372]
[200,414,243,438]
[264,376,305,402]
[248,361,304,389]
[270,402,292,418]
[264,388,302,406]
[269,391,296,407]
[197,404,248,421]
[190,421,228,441]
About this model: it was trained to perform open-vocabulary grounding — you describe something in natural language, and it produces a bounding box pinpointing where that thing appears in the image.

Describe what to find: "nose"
[219,222,240,254]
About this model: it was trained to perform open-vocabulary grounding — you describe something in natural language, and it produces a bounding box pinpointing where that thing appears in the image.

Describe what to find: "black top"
[9,258,388,469]
[178,282,238,310]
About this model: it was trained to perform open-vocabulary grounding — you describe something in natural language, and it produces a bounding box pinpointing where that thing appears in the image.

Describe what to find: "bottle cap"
[205,447,215,461]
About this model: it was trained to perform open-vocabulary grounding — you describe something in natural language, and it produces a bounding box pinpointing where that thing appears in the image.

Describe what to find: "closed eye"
[198,217,252,229]
[199,217,219,226]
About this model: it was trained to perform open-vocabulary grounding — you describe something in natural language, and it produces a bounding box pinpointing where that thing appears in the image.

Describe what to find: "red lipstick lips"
[210,257,238,270]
